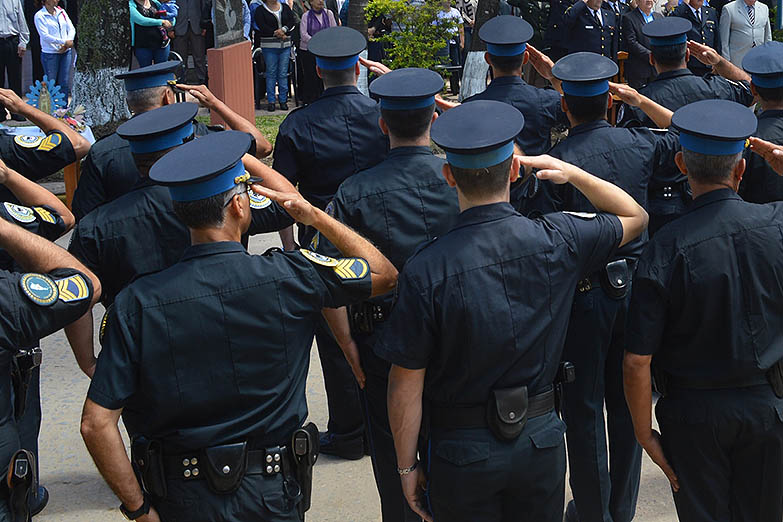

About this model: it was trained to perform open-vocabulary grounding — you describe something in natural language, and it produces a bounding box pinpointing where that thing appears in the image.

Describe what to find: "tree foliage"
[364,0,459,70]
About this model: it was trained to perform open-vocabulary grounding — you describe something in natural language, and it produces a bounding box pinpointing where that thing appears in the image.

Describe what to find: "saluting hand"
[517,154,577,185]
[400,468,433,522]
[525,45,555,81]
[0,88,27,114]
[434,94,458,111]
[359,56,391,76]
[687,41,720,66]
[175,83,219,109]
[608,81,642,107]
[639,430,680,493]
[749,137,783,175]
[251,185,320,226]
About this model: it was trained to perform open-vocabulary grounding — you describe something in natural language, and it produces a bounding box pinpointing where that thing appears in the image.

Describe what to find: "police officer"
[532,52,678,522]
[0,215,100,521]
[672,0,721,76]
[80,131,397,522]
[376,100,648,522]
[544,0,576,62]
[313,68,459,522]
[0,162,74,518]
[623,99,783,520]
[738,42,783,203]
[71,61,272,221]
[273,26,389,459]
[66,104,294,378]
[563,0,619,60]
[621,18,753,234]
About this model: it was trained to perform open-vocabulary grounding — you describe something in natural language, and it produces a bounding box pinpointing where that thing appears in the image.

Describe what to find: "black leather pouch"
[486,386,528,441]
[130,437,167,498]
[600,259,630,300]
[203,442,248,494]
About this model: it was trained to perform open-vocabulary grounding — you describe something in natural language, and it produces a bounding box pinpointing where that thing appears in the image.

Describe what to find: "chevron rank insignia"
[4,202,36,223]
[99,306,112,345]
[309,232,320,251]
[13,135,43,148]
[333,258,369,280]
[33,206,56,224]
[37,133,62,152]
[55,274,90,302]
[249,192,272,210]
[300,248,338,267]
[20,273,58,306]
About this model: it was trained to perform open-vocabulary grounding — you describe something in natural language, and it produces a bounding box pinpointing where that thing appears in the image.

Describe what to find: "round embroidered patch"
[4,202,36,223]
[249,192,272,210]
[13,135,43,148]
[300,248,339,267]
[19,273,58,306]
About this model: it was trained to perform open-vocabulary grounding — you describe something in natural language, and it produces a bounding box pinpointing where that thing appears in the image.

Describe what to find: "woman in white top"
[34,0,75,102]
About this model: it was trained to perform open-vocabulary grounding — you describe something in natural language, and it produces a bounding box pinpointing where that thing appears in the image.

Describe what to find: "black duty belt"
[430,388,555,430]
[651,181,689,200]
[164,446,289,481]
[577,259,636,294]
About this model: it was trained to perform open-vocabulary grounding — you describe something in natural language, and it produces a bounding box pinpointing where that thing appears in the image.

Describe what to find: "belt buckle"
[662,186,673,199]
[264,447,283,475]
[181,455,200,480]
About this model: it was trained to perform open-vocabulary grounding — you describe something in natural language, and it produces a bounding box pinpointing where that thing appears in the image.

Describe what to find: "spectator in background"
[172,0,210,84]
[719,0,770,66]
[622,0,662,87]
[438,1,463,66]
[458,0,477,55]
[673,0,720,76]
[129,0,173,67]
[242,0,251,39]
[255,0,295,111]
[34,0,74,102]
[24,0,42,82]
[339,0,348,26]
[0,0,28,122]
[299,0,335,104]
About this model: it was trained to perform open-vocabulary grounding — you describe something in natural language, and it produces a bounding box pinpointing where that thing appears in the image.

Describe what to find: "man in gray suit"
[173,0,212,84]
[719,0,770,66]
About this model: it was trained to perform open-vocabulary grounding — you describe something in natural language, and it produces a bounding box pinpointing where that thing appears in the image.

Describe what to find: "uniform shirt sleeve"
[0,202,68,241]
[650,128,681,173]
[626,255,668,355]
[709,76,754,106]
[543,211,623,277]
[71,151,106,221]
[311,196,347,259]
[87,298,139,410]
[246,196,295,235]
[0,267,93,350]
[542,88,569,127]
[0,132,76,182]
[374,271,435,370]
[272,128,300,185]
[296,250,373,308]
[67,217,101,276]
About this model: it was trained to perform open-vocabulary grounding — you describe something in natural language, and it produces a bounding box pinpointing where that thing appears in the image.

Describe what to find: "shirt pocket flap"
[434,440,490,466]
[529,420,566,449]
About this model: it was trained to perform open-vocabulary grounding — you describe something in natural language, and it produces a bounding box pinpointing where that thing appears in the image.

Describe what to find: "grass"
[196,114,287,149]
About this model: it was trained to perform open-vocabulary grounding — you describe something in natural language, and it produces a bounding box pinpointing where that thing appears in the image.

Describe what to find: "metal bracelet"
[397,461,418,476]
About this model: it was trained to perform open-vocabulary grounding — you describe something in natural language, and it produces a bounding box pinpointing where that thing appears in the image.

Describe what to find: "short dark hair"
[651,43,687,68]
[449,155,513,198]
[754,84,783,103]
[488,53,525,75]
[563,92,609,123]
[681,148,743,184]
[131,146,178,177]
[125,86,170,114]
[172,185,243,229]
[319,66,357,88]
[380,105,435,140]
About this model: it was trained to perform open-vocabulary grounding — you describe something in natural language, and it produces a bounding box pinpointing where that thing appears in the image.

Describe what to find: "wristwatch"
[119,496,150,520]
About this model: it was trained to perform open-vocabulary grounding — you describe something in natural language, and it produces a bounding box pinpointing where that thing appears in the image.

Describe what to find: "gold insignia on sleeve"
[33,207,56,224]
[36,133,62,152]
[300,248,339,267]
[333,258,369,280]
[99,308,110,345]
[13,135,43,148]
[55,274,90,303]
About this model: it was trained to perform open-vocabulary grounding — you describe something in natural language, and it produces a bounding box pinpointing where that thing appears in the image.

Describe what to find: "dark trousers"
[314,317,363,440]
[648,186,691,237]
[562,287,641,522]
[172,27,207,84]
[657,386,783,521]
[0,352,19,520]
[356,337,419,522]
[428,413,566,522]
[0,36,22,97]
[16,367,40,475]
[298,49,323,105]
[28,31,43,82]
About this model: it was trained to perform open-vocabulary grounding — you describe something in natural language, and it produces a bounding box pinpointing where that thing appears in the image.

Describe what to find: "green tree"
[364,0,459,70]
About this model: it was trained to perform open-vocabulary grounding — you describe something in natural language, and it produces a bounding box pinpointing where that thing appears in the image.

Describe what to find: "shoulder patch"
[37,133,62,152]
[13,135,43,148]
[249,191,272,210]
[333,258,369,280]
[325,200,335,217]
[19,273,58,306]
[300,248,338,267]
[55,274,90,303]
[563,211,597,219]
[4,202,36,223]
[33,206,56,224]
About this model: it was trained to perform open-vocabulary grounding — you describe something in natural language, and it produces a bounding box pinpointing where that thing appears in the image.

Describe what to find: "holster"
[599,259,630,300]
[553,361,576,416]
[130,437,167,499]
[6,449,36,522]
[202,442,247,494]
[485,386,528,441]
[767,359,783,398]
[10,348,41,420]
[291,423,319,519]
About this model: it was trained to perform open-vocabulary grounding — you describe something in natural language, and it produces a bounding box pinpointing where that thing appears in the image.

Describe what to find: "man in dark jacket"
[172,0,211,84]
[673,0,721,76]
[621,0,662,87]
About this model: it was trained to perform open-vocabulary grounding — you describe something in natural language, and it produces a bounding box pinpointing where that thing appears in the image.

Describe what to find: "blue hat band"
[379,96,436,110]
[123,72,176,92]
[128,121,194,154]
[751,74,783,88]
[486,43,527,57]
[446,141,515,169]
[316,55,359,70]
[680,133,747,156]
[168,161,247,201]
[649,34,687,47]
[562,80,609,97]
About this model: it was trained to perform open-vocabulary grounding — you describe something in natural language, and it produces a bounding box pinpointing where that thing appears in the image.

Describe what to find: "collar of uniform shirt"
[589,7,603,24]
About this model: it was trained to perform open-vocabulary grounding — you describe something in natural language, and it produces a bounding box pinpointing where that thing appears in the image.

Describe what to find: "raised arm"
[527,45,563,94]
[609,81,674,128]
[0,159,74,230]
[686,40,750,82]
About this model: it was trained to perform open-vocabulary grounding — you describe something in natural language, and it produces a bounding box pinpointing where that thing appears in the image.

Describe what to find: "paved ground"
[34,231,677,521]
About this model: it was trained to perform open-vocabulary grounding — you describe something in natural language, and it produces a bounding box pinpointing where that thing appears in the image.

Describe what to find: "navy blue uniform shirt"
[563,1,619,59]
[741,110,783,203]
[627,189,783,383]
[375,203,622,405]
[0,131,76,202]
[0,202,68,270]
[88,242,372,452]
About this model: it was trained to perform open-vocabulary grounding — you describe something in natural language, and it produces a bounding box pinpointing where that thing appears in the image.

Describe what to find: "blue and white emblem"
[56,274,90,302]
[249,192,272,210]
[4,202,36,223]
[13,135,43,149]
[20,273,58,306]
[300,248,339,267]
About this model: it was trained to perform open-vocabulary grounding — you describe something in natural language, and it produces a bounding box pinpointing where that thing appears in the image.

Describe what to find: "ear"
[674,151,688,175]
[684,48,691,62]
[509,160,520,183]
[354,62,361,77]
[316,65,323,79]
[606,93,613,110]
[484,52,491,66]
[431,111,439,124]
[522,50,530,66]
[649,53,655,67]
[378,116,390,136]
[750,82,758,96]
[442,164,457,188]
[228,190,248,220]
[163,88,176,106]
[733,157,746,185]
[561,96,569,114]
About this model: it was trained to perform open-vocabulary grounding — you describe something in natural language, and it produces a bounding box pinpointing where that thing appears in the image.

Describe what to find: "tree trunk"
[459,0,499,100]
[347,0,370,95]
[73,0,132,127]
